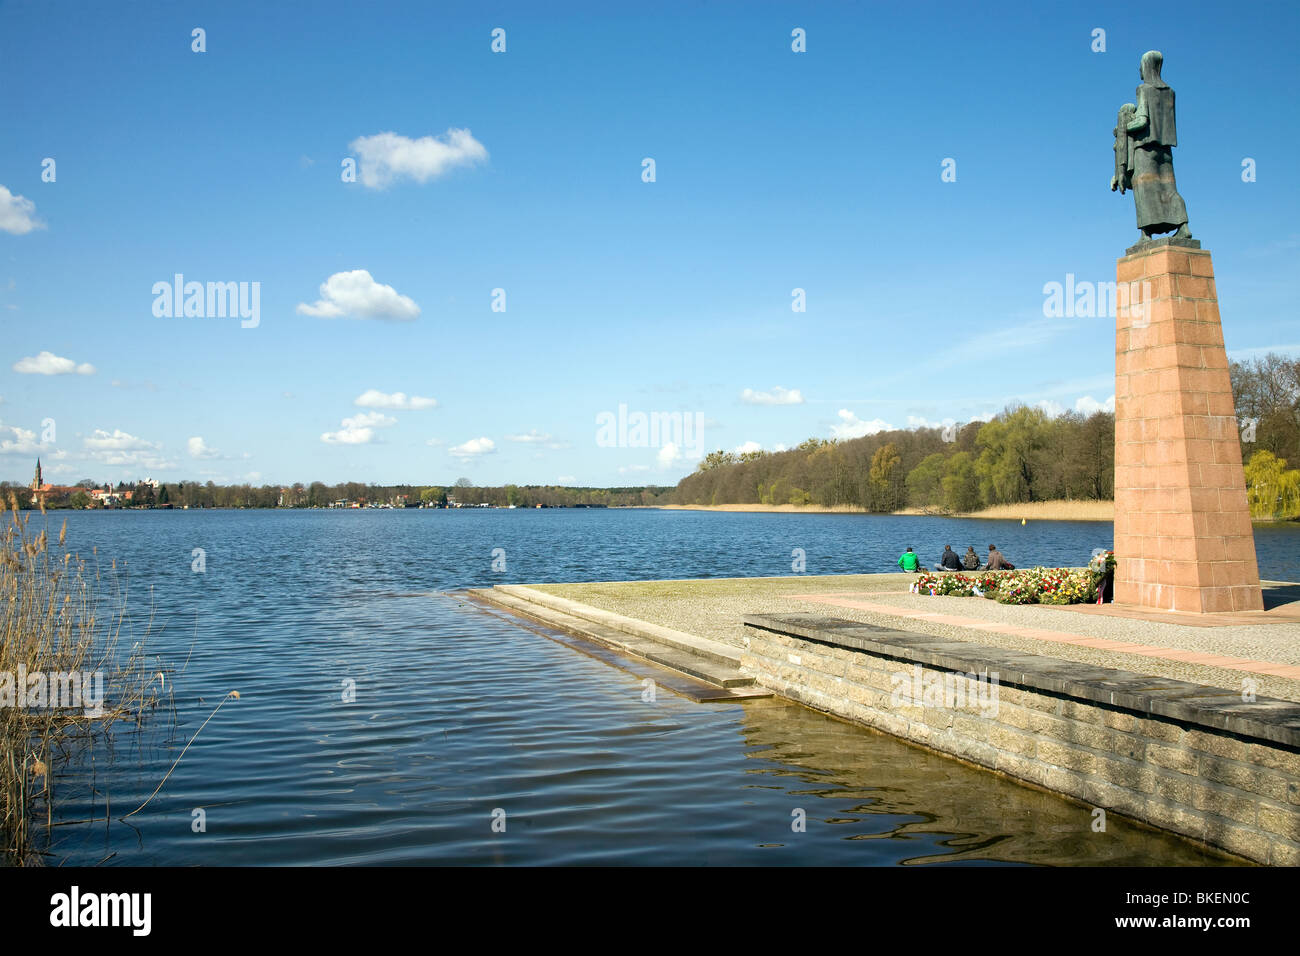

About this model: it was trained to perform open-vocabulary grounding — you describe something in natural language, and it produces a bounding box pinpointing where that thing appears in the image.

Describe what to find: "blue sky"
[2,0,1296,487]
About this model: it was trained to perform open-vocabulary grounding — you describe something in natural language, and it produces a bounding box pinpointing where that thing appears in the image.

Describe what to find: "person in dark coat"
[986,545,1014,571]
[939,545,962,571]
[962,546,980,571]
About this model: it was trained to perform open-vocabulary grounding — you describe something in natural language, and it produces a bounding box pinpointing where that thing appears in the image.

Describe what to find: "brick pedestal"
[1114,243,1263,613]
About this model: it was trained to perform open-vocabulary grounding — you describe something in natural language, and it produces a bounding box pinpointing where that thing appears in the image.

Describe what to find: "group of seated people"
[897,544,1015,573]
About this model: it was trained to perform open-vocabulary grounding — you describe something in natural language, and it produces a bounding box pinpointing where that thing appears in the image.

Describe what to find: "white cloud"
[321,411,397,445]
[1074,394,1116,416]
[905,415,961,431]
[1033,395,1116,419]
[505,429,570,449]
[741,386,805,406]
[296,270,420,321]
[0,185,43,235]
[557,475,576,484]
[349,128,489,189]
[83,429,173,469]
[618,464,651,474]
[85,429,155,452]
[425,437,445,447]
[0,422,41,456]
[449,437,496,458]
[505,429,551,443]
[187,436,220,459]
[354,389,437,409]
[830,409,893,439]
[657,442,682,468]
[734,440,763,456]
[13,351,95,376]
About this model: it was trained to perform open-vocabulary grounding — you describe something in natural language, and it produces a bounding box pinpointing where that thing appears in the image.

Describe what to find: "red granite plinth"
[1113,244,1263,613]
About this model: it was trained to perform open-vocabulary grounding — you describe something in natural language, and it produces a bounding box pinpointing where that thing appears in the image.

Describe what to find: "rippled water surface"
[35,508,1290,866]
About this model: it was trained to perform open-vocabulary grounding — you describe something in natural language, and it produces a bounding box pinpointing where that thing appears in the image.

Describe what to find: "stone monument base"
[1113,243,1263,613]
[1124,235,1202,256]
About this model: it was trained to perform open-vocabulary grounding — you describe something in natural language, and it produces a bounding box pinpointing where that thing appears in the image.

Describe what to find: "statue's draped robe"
[1130,82,1188,232]
[1113,107,1135,191]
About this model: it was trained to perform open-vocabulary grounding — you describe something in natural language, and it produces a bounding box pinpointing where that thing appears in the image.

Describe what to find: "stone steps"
[494,584,744,668]
[465,585,768,699]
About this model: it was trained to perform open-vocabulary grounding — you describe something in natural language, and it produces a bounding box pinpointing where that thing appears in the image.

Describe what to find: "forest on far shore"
[10,354,1297,519]
[672,353,1300,520]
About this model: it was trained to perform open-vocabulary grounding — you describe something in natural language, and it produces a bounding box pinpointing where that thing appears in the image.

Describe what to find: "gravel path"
[531,574,1300,703]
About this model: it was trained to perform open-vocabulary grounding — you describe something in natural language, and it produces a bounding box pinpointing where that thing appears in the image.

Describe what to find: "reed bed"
[1,493,166,865]
[953,500,1115,522]
[662,500,1116,521]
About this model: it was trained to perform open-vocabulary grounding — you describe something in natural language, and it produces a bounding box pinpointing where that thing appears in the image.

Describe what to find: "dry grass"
[660,500,1115,521]
[948,500,1114,521]
[1,493,166,865]
[658,503,871,514]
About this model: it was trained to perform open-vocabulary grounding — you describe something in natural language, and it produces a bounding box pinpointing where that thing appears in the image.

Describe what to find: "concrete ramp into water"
[462,585,771,702]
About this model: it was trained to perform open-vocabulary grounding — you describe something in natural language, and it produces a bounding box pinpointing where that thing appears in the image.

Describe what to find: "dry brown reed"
[1,492,164,865]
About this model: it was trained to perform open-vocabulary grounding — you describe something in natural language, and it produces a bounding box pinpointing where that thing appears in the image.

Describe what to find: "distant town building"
[28,459,82,504]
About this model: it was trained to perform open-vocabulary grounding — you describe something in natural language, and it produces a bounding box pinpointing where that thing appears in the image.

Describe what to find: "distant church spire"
[32,458,42,491]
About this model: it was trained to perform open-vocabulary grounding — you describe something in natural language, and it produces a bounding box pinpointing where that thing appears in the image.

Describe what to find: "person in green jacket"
[897,547,921,572]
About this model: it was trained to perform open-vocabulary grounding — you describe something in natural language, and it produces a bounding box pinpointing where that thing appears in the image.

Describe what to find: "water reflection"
[735,699,1240,866]
[28,509,1277,866]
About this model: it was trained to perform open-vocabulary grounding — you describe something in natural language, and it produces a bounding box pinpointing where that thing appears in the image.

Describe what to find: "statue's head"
[1139,50,1166,86]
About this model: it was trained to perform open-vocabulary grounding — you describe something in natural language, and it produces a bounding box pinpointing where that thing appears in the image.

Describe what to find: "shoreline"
[657,500,1116,522]
[474,575,1300,866]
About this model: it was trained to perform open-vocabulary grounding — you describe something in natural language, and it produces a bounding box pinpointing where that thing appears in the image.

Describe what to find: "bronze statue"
[1110,51,1191,244]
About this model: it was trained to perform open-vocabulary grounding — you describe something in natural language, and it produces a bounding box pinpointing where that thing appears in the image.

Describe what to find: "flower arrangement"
[912,566,1101,606]
[1087,549,1117,603]
[936,573,977,597]
[912,572,979,596]
[1087,549,1117,574]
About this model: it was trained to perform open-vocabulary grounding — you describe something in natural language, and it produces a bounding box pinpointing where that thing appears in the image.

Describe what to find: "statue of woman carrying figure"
[1110,50,1192,246]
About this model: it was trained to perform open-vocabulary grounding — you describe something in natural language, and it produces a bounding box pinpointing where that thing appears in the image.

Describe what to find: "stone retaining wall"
[742,614,1300,866]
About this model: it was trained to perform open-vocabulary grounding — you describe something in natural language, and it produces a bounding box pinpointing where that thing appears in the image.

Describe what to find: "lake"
[29,508,1296,866]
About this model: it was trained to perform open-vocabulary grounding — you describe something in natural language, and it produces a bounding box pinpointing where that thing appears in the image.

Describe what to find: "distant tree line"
[6,354,1295,517]
[5,479,672,510]
[421,482,671,508]
[673,354,1300,517]
[672,407,1115,512]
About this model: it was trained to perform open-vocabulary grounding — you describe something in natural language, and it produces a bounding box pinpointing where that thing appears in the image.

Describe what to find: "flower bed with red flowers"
[911,566,1102,605]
